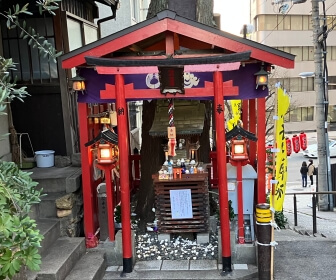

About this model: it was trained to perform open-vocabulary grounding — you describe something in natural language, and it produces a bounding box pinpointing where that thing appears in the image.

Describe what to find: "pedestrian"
[300,161,308,188]
[308,159,315,187]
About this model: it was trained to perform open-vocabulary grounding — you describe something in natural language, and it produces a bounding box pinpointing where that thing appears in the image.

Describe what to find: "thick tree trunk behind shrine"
[135,100,163,231]
[135,0,214,231]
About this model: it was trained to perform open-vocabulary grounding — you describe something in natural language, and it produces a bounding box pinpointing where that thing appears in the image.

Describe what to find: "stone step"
[38,192,67,218]
[65,250,107,280]
[31,237,86,280]
[274,227,329,242]
[37,219,61,257]
[30,166,81,193]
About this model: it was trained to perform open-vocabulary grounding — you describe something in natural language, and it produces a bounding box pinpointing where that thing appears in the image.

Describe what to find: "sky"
[213,0,250,35]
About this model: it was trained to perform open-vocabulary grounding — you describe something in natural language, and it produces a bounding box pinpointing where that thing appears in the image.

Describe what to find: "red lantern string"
[299,132,308,151]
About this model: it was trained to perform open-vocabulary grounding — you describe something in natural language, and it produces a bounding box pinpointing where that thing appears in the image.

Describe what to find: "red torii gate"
[61,10,295,274]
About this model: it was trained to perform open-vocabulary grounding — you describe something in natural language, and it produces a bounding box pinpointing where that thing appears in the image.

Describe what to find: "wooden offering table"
[153,173,209,233]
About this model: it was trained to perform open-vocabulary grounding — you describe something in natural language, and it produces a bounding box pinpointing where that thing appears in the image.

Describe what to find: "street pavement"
[284,131,336,239]
[273,131,336,280]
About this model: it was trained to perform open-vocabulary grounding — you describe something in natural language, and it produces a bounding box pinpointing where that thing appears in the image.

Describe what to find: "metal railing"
[285,191,336,234]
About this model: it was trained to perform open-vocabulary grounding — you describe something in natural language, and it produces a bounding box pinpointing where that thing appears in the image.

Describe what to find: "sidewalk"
[283,183,336,238]
[273,182,336,279]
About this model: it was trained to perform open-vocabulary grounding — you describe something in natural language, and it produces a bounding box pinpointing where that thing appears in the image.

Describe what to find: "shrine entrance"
[61,10,295,273]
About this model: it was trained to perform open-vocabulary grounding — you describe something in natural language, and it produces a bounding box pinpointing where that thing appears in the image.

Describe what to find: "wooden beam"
[166,31,175,55]
[86,52,250,67]
[96,61,240,74]
[100,81,238,100]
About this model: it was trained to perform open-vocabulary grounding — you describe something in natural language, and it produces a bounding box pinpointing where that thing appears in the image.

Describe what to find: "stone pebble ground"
[135,232,218,261]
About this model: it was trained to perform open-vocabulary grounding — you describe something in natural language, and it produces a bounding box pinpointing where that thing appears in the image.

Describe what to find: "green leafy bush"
[0,161,43,279]
[0,2,62,278]
[274,210,288,229]
[266,195,288,229]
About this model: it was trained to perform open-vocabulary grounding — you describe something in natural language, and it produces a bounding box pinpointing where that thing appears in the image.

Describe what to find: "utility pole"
[312,0,332,211]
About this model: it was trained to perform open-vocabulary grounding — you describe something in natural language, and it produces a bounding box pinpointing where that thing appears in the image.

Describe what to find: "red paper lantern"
[292,135,300,153]
[286,137,292,156]
[299,132,308,151]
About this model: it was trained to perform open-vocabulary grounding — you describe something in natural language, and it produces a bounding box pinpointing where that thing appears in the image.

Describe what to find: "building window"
[326,16,336,30]
[132,0,139,22]
[328,46,336,60]
[302,15,310,30]
[276,46,336,62]
[291,16,303,30]
[301,77,314,92]
[1,16,58,84]
[67,17,98,51]
[287,107,314,122]
[328,76,336,90]
[329,105,336,123]
[291,47,302,61]
[258,15,313,31]
[257,15,277,31]
[283,15,291,30]
[289,78,300,92]
[67,18,83,51]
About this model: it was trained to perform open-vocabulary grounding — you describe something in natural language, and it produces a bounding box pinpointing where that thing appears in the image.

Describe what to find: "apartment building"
[95,0,150,151]
[96,0,150,37]
[250,0,336,132]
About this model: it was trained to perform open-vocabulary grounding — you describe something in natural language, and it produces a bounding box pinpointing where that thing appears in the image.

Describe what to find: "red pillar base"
[221,256,232,274]
[122,257,133,273]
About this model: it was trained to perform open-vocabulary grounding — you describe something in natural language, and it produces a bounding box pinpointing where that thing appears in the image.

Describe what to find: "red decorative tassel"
[168,138,176,157]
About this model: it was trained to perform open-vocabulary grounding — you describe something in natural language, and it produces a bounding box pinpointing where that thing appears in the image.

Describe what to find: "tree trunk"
[147,0,167,19]
[196,0,214,26]
[135,100,164,231]
[135,0,215,231]
[199,101,211,163]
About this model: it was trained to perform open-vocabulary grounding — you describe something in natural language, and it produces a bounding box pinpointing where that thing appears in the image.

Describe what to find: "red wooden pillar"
[115,74,133,273]
[249,99,256,167]
[78,103,96,239]
[213,71,232,273]
[257,98,266,203]
[242,100,249,130]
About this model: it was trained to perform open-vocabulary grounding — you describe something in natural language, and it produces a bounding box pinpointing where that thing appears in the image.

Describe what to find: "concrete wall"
[0,109,11,161]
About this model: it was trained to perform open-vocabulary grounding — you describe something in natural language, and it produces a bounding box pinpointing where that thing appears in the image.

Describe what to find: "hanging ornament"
[167,99,176,157]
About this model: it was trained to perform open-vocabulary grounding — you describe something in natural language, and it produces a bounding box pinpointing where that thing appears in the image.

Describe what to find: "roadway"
[283,131,336,238]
